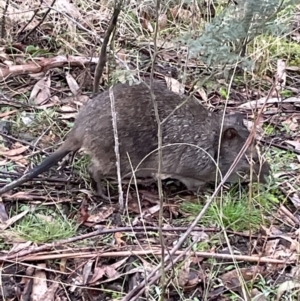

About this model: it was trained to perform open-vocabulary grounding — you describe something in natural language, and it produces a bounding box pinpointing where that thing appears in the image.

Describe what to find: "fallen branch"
[1,248,292,265]
[0,55,100,81]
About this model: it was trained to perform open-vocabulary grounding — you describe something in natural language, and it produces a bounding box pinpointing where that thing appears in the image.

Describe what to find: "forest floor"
[0,1,300,300]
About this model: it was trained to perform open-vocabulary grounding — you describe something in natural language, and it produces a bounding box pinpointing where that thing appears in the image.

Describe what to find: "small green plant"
[219,87,228,99]
[25,45,52,57]
[180,184,275,231]
[264,124,276,136]
[267,147,296,172]
[280,90,293,97]
[281,122,292,134]
[14,207,77,243]
[73,155,92,186]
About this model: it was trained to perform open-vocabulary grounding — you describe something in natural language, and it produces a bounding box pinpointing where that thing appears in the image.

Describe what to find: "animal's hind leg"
[88,164,116,201]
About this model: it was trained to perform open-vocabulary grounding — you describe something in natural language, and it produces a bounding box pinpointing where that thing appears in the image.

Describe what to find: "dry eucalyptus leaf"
[158,14,168,29]
[29,75,51,105]
[40,282,59,301]
[66,72,80,96]
[276,59,286,89]
[82,260,94,284]
[140,11,153,32]
[31,264,48,301]
[238,97,300,109]
[165,76,185,95]
[0,209,29,230]
[49,0,82,19]
[285,140,300,151]
[276,280,300,301]
[86,206,114,223]
[0,145,29,157]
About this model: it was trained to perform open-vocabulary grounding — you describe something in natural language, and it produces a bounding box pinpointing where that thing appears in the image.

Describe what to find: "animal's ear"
[222,127,239,140]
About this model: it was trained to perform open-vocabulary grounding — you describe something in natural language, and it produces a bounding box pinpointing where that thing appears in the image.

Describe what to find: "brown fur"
[0,81,270,195]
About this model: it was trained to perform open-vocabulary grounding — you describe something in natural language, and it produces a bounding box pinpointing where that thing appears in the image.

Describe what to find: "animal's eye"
[222,128,238,140]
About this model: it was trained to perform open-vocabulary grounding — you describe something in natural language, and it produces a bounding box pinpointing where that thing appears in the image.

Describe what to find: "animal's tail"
[0,148,71,195]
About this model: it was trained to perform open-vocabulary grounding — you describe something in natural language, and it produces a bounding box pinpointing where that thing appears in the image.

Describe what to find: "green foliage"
[180,184,275,231]
[219,87,228,99]
[14,206,77,243]
[178,0,296,70]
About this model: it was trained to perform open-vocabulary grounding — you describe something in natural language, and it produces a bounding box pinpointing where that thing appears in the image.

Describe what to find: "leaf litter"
[0,0,299,300]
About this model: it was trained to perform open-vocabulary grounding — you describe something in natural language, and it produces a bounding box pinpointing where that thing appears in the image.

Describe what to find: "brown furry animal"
[0,81,270,196]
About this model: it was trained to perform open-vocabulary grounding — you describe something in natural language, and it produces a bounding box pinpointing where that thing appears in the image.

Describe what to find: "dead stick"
[93,1,122,95]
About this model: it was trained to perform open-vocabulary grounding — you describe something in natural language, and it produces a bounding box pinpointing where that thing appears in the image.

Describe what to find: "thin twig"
[19,0,43,35]
[1,0,9,38]
[109,86,124,210]
[1,225,289,262]
[147,0,166,298]
[0,132,50,155]
[93,1,122,95]
[21,0,57,42]
[5,249,291,264]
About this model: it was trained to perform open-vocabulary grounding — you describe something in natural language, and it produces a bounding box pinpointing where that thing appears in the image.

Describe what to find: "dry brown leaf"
[196,87,208,102]
[0,159,8,166]
[31,264,47,301]
[0,230,28,244]
[86,206,114,223]
[9,241,32,252]
[221,266,265,291]
[140,11,153,32]
[110,257,128,270]
[0,209,29,231]
[60,105,76,112]
[0,0,37,28]
[114,232,126,247]
[29,75,51,105]
[7,154,28,165]
[88,258,128,284]
[238,96,300,109]
[0,145,29,157]
[82,260,94,284]
[170,5,180,19]
[158,14,168,30]
[165,76,184,95]
[170,5,192,22]
[89,257,128,284]
[177,258,191,287]
[58,112,78,119]
[104,265,119,278]
[283,117,299,132]
[285,139,300,151]
[36,95,61,109]
[145,204,160,216]
[59,258,67,273]
[88,265,106,284]
[0,110,17,118]
[289,192,300,208]
[46,0,82,19]
[40,282,59,301]
[276,280,300,301]
[178,8,192,22]
[66,72,80,96]
[0,202,8,222]
[117,49,127,61]
[276,59,286,89]
[251,288,268,301]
